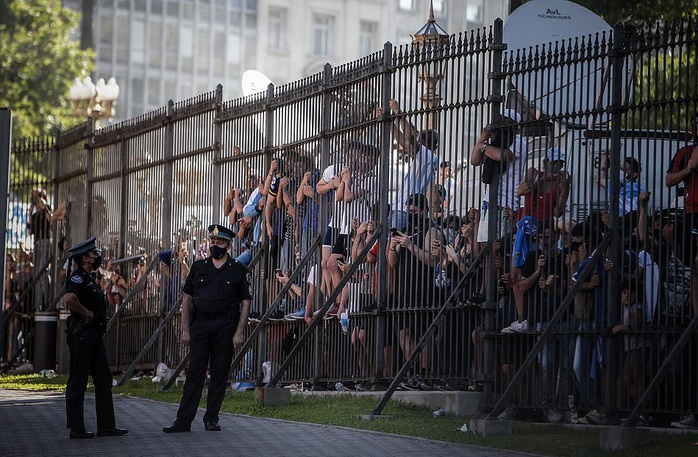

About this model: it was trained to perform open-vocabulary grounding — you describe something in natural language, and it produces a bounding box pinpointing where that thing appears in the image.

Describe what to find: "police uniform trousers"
[176,317,237,426]
[65,329,116,431]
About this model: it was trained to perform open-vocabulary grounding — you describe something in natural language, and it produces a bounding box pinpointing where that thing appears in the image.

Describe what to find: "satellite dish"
[503,0,614,121]
[241,70,273,97]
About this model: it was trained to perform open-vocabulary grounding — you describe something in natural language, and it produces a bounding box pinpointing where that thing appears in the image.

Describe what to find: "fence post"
[212,84,224,223]
[158,99,176,362]
[312,63,334,386]
[85,118,94,236]
[255,80,276,383]
[374,41,393,385]
[0,108,12,361]
[482,18,506,400]
[603,23,627,420]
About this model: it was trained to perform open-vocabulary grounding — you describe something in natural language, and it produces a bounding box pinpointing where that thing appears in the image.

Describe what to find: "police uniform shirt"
[183,257,252,319]
[65,267,108,324]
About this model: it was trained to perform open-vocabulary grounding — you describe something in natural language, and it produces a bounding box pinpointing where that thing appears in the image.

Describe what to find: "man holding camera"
[164,224,252,433]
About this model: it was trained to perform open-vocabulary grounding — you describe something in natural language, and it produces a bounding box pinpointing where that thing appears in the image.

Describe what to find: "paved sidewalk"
[0,389,538,457]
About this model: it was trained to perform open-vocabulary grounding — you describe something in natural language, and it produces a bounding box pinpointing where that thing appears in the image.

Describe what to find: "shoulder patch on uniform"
[246,272,252,284]
[70,275,83,284]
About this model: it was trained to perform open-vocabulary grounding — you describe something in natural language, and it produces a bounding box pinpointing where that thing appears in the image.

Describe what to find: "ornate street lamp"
[69,76,120,123]
[412,0,450,130]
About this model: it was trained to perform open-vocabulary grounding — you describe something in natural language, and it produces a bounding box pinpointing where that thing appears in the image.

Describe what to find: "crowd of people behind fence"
[7,103,698,428]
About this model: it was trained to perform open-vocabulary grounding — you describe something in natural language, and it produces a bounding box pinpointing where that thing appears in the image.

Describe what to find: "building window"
[197,28,210,75]
[312,14,333,57]
[131,78,145,115]
[227,35,241,64]
[165,24,178,70]
[130,19,146,65]
[268,7,287,52]
[180,27,194,72]
[213,32,226,77]
[166,1,179,17]
[359,20,377,56]
[115,16,129,64]
[467,0,483,24]
[433,0,445,16]
[147,78,160,106]
[398,0,415,11]
[149,22,163,68]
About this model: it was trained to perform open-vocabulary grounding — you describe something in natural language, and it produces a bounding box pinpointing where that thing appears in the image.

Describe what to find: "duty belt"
[195,311,234,321]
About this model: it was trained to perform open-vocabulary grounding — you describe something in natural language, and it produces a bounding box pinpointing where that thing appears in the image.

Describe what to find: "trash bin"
[56,310,70,374]
[34,311,58,372]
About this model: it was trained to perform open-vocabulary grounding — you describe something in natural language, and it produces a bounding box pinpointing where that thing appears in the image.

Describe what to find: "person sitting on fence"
[377,98,439,232]
[238,174,266,267]
[315,142,357,317]
[260,156,286,316]
[295,158,321,263]
[276,148,308,275]
[597,154,645,240]
[438,160,456,214]
[517,147,571,226]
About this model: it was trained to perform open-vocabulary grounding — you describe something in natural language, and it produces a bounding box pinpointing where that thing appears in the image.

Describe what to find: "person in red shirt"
[666,112,698,316]
[517,147,571,225]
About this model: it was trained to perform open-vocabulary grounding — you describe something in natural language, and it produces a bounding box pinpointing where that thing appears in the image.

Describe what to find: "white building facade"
[66,0,507,119]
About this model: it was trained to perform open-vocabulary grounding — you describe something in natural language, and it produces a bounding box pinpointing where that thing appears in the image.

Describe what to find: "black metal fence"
[3,17,698,424]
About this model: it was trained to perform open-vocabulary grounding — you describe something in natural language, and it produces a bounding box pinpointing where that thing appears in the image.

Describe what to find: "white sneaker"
[671,415,698,429]
[497,406,518,421]
[501,319,528,333]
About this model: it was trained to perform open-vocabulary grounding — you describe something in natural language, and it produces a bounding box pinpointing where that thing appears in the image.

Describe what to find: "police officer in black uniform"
[63,237,128,439]
[164,224,252,433]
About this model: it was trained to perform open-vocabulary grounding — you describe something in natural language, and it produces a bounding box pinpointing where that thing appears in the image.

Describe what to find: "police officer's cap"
[68,237,101,257]
[207,224,235,241]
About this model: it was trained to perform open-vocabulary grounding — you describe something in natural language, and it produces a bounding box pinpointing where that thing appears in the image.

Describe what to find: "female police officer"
[63,237,128,439]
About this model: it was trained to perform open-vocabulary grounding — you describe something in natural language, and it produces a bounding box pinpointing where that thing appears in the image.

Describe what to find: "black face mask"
[210,245,228,260]
[30,195,38,205]
[84,254,102,271]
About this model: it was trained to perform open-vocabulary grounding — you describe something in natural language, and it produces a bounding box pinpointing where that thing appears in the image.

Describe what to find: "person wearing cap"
[164,224,252,433]
[517,147,571,225]
[63,237,128,439]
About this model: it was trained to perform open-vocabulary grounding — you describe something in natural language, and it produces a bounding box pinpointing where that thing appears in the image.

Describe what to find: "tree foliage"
[0,0,94,139]
[571,0,697,29]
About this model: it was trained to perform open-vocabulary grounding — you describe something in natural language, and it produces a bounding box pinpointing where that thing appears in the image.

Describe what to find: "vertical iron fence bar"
[313,64,334,386]
[85,118,95,235]
[483,18,505,400]
[604,24,626,420]
[256,81,275,382]
[212,85,224,223]
[159,100,176,363]
[374,42,393,386]
[0,109,11,360]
